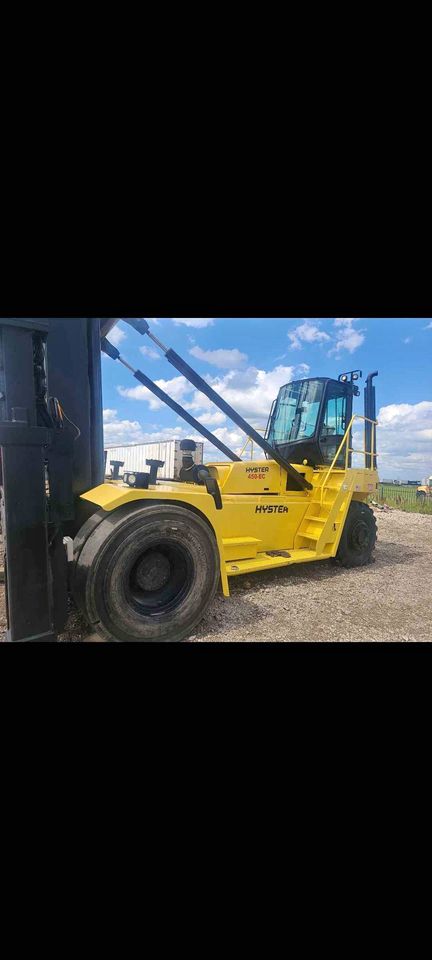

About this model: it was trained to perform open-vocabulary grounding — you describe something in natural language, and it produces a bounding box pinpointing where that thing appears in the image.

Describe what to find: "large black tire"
[73,503,220,642]
[335,500,377,568]
[417,491,426,501]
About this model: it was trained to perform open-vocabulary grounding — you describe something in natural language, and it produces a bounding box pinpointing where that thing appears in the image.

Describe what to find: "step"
[298,528,323,541]
[296,533,320,544]
[299,520,327,535]
[305,525,339,540]
[226,549,322,577]
[222,536,261,561]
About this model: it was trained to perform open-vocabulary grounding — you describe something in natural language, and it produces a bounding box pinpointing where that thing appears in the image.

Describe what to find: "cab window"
[320,386,348,464]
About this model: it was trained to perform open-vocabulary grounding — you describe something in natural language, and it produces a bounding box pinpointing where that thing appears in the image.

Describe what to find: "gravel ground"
[1,509,431,642]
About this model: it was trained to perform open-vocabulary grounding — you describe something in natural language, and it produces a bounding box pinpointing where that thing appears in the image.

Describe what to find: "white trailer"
[104,439,205,481]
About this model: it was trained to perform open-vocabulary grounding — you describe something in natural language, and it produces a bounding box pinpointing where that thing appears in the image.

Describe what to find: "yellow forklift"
[417,477,432,501]
[0,319,378,642]
[75,322,379,642]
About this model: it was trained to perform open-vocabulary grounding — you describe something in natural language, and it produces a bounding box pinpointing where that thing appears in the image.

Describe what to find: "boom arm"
[101,338,242,462]
[123,320,312,492]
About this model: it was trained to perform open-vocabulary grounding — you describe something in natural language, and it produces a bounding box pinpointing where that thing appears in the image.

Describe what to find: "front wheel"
[73,504,220,642]
[335,501,377,568]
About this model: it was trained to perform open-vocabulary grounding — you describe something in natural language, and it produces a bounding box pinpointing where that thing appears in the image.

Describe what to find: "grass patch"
[374,483,432,515]
[377,495,432,515]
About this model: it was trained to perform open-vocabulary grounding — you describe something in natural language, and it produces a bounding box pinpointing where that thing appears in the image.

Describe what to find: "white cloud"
[140,345,160,360]
[375,400,432,480]
[288,321,331,350]
[378,401,432,428]
[328,318,365,356]
[108,323,127,347]
[212,426,246,455]
[286,318,365,356]
[104,418,149,446]
[103,409,119,423]
[117,375,192,411]
[103,408,148,445]
[172,318,214,328]
[189,345,248,369]
[424,321,432,330]
[105,422,191,448]
[116,360,309,425]
[402,337,412,345]
[185,363,310,422]
[198,411,227,426]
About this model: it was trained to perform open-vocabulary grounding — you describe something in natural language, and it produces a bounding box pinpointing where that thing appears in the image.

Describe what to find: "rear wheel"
[335,501,377,568]
[73,504,220,642]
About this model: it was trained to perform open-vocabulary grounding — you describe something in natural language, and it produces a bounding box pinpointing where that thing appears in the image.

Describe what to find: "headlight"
[128,473,137,486]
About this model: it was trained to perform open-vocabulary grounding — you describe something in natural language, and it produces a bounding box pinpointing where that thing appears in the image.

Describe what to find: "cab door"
[319,382,351,466]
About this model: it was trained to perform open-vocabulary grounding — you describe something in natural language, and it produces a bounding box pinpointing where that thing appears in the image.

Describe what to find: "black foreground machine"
[0,319,113,641]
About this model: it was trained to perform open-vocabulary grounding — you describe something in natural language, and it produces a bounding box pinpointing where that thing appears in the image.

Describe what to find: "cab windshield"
[267,379,324,446]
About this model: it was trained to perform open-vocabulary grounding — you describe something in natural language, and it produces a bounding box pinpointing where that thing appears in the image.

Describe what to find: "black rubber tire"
[417,491,426,501]
[335,501,377,568]
[72,503,220,642]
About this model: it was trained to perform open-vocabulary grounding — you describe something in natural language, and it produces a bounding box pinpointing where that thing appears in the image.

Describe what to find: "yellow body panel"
[81,459,379,597]
[206,459,311,495]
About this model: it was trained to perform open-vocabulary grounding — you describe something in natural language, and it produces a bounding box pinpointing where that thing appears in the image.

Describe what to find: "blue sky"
[102,318,432,481]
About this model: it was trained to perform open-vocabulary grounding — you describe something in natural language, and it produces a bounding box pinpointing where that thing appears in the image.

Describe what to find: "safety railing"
[320,414,378,503]
[239,428,267,461]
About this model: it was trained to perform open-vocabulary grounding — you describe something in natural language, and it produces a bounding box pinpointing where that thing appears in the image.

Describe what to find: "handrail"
[239,427,266,461]
[320,414,378,504]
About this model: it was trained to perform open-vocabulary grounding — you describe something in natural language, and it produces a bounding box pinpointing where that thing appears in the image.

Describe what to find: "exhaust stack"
[364,371,378,469]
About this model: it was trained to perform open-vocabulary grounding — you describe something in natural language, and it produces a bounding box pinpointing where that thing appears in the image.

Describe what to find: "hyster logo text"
[255,505,289,514]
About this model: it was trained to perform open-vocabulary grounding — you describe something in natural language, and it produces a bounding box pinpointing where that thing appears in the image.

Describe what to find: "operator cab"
[266,371,362,469]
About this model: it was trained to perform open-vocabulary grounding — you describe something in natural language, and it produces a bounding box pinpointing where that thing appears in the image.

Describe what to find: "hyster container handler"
[0,319,378,642]
[417,477,432,501]
[76,322,379,642]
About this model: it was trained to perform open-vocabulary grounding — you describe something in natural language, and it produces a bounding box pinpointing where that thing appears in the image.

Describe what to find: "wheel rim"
[349,519,371,552]
[125,540,192,615]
